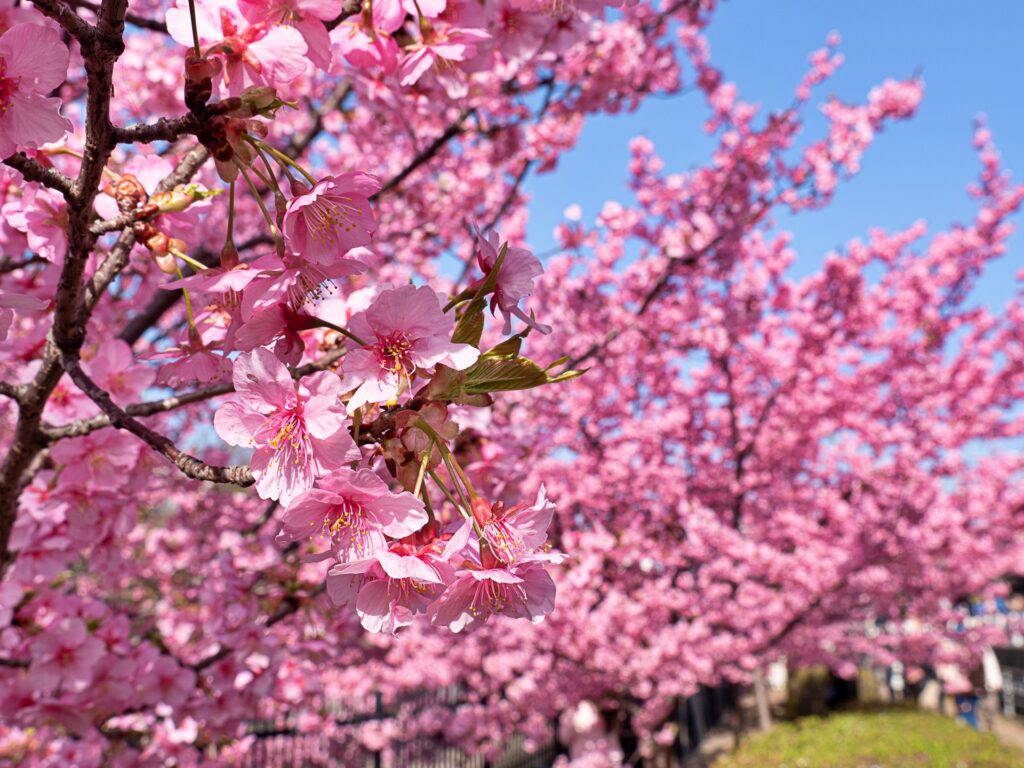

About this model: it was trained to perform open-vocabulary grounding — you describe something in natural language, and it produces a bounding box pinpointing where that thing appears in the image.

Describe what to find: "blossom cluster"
[2,0,1023,764]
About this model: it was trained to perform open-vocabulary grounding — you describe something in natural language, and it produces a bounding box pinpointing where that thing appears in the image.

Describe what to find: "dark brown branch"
[61,354,254,486]
[372,108,473,200]
[0,255,46,275]
[0,0,130,576]
[0,382,24,402]
[3,153,76,199]
[66,0,168,32]
[112,113,200,145]
[43,347,346,441]
[30,0,94,40]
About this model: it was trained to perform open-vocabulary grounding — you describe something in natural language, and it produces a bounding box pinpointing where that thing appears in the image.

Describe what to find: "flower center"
[468,578,527,618]
[287,264,336,308]
[0,58,19,113]
[372,332,413,373]
[483,520,529,564]
[260,411,311,468]
[322,499,375,556]
[304,195,359,245]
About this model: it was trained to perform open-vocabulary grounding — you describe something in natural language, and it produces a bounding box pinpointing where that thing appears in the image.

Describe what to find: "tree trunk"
[754,668,773,732]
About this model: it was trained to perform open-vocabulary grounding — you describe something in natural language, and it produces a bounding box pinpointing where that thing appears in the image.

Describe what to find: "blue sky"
[523,1,1024,309]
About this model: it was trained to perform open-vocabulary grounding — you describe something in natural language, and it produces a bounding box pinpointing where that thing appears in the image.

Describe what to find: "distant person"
[953,664,987,729]
[556,700,624,768]
[981,646,1003,730]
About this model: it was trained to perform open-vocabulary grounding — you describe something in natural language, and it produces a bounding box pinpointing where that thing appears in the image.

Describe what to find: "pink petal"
[2,92,72,148]
[0,24,70,91]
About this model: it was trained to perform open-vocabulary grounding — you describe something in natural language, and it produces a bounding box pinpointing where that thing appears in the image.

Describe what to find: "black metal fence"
[240,683,736,767]
[994,646,1024,717]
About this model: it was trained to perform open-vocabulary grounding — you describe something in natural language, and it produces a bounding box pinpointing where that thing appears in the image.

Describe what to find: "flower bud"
[184,53,221,113]
[230,86,287,118]
[154,251,179,274]
[142,230,168,255]
[106,174,147,214]
[150,183,217,214]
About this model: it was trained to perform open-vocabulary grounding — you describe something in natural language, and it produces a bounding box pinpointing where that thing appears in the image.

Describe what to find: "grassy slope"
[713,710,1021,768]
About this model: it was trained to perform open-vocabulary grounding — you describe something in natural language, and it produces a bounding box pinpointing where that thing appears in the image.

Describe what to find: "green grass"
[713,710,1021,768]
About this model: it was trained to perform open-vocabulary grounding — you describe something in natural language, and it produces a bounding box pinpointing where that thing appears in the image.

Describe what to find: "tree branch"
[0,381,24,402]
[43,347,346,441]
[30,0,94,40]
[61,354,255,486]
[112,113,200,145]
[66,0,168,33]
[3,153,76,200]
[372,108,474,200]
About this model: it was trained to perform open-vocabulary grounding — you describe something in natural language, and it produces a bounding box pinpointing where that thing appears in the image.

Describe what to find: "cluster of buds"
[185,53,293,182]
[104,175,215,274]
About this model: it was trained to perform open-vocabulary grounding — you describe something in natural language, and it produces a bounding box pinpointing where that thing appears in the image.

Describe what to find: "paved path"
[992,714,1024,751]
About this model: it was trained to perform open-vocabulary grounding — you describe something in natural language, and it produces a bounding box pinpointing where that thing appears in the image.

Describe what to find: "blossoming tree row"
[1,0,1023,764]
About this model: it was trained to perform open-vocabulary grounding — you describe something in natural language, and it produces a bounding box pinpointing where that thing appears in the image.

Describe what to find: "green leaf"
[547,367,589,384]
[449,243,508,349]
[451,299,486,346]
[463,357,548,394]
[481,331,529,360]
[421,365,492,406]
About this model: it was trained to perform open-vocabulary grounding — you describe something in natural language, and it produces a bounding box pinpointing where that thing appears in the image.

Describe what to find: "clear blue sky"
[524,0,1024,309]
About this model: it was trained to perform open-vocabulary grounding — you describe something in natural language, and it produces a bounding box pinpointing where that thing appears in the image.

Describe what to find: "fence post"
[753,668,773,731]
[373,691,384,768]
[675,697,688,762]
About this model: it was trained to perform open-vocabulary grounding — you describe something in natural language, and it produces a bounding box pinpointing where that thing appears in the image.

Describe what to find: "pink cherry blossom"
[30,617,105,694]
[166,0,309,95]
[237,253,367,316]
[146,334,233,388]
[331,21,399,74]
[428,558,556,633]
[50,429,141,493]
[3,1,1023,761]
[398,25,491,98]
[2,184,68,263]
[277,467,428,561]
[283,172,381,265]
[0,24,72,158]
[339,285,478,412]
[475,228,550,335]
[0,291,46,342]
[239,0,338,70]
[470,486,555,564]
[83,339,155,406]
[214,347,359,503]
[327,544,452,634]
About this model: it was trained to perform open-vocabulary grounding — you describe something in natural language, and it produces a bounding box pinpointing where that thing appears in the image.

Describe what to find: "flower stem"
[170,246,208,273]
[174,263,197,332]
[428,469,469,519]
[311,318,368,348]
[186,0,201,57]
[415,417,478,500]
[225,181,236,250]
[258,141,318,186]
[420,486,436,530]
[237,163,285,253]
[413,438,433,498]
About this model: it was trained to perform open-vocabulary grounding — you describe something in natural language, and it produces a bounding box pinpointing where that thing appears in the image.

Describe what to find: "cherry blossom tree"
[1,0,1022,764]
